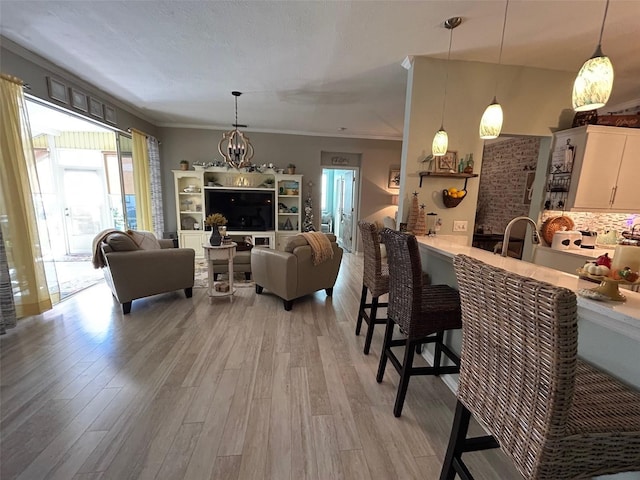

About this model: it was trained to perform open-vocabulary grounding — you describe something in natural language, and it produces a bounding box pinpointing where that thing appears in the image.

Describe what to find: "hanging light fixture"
[218,91,254,169]
[572,0,614,112]
[432,17,461,157]
[479,0,509,140]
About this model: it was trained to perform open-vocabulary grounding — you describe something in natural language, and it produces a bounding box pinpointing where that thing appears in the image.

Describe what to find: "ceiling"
[2,1,639,140]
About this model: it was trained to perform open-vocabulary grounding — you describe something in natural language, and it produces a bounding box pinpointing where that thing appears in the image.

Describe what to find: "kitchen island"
[417,236,640,480]
[416,235,640,387]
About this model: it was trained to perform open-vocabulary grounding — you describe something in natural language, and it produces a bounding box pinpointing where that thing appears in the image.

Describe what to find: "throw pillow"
[284,235,309,253]
[126,230,161,250]
[105,232,139,252]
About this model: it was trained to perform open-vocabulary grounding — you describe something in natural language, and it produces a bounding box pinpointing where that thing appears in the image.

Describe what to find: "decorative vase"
[209,226,222,246]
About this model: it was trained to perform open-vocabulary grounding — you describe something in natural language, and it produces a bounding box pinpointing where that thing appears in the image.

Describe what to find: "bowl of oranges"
[442,187,466,208]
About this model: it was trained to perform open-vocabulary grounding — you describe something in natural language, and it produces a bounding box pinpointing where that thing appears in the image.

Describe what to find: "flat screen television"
[205,189,275,231]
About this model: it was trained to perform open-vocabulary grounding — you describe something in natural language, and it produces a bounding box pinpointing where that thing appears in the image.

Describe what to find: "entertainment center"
[173,169,303,257]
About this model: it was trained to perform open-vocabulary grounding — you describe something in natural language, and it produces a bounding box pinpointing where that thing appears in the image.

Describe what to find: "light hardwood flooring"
[1,253,521,480]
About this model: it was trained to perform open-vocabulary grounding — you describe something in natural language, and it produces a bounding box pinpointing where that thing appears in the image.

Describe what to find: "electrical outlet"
[453,220,468,232]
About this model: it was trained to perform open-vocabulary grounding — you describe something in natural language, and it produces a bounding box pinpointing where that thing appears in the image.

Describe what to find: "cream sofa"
[95,230,195,314]
[251,233,343,310]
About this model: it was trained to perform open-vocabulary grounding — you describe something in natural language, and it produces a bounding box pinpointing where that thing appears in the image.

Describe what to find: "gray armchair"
[251,233,343,310]
[95,230,195,314]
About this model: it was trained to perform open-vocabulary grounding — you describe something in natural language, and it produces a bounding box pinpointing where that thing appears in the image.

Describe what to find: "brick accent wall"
[476,138,541,234]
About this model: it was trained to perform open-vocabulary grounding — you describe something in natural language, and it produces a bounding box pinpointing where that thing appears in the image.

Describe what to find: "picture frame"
[388,168,400,189]
[436,151,457,172]
[89,97,103,119]
[70,88,88,112]
[104,104,117,124]
[47,77,68,104]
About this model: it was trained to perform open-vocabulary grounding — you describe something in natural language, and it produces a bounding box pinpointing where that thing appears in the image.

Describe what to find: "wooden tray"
[541,216,574,245]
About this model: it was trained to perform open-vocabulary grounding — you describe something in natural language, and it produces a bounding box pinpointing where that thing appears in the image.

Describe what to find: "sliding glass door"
[26,99,128,299]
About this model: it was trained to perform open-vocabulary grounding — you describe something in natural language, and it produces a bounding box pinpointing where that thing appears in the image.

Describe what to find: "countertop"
[416,236,640,340]
[535,244,615,259]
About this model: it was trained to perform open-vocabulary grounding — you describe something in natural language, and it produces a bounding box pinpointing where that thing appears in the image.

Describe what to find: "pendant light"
[218,91,255,169]
[432,17,461,157]
[479,0,509,140]
[572,0,614,112]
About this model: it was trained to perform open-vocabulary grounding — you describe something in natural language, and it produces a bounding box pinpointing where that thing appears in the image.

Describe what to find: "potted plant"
[179,160,189,171]
[205,213,228,246]
[286,163,296,175]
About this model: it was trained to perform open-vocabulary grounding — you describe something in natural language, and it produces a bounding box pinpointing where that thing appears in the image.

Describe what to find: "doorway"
[62,168,109,254]
[321,167,359,253]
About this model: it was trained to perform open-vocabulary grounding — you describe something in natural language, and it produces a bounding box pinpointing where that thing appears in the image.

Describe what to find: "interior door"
[63,168,106,254]
[337,170,355,252]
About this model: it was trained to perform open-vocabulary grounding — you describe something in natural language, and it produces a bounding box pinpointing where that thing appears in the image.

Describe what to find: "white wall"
[399,57,577,238]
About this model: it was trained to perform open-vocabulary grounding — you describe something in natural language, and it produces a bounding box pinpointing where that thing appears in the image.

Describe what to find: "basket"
[540,215,574,245]
[442,189,466,208]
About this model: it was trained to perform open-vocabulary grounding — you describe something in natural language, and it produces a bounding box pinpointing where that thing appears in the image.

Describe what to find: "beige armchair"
[94,230,195,314]
[251,233,343,310]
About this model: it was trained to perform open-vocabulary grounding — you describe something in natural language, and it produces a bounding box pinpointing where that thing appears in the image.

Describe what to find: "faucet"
[501,216,540,257]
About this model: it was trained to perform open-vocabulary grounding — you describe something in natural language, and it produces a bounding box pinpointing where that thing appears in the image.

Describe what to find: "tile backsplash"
[541,211,639,235]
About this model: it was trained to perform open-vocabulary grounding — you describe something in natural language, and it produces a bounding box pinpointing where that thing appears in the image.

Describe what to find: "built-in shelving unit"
[173,169,303,256]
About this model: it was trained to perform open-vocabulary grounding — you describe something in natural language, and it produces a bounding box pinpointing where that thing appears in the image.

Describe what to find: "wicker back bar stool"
[355,221,389,355]
[377,229,462,417]
[441,254,640,480]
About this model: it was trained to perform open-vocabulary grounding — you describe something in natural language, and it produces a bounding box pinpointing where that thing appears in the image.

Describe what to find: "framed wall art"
[436,151,457,172]
[47,77,68,104]
[89,97,104,119]
[388,168,401,189]
[70,88,88,112]
[104,105,117,124]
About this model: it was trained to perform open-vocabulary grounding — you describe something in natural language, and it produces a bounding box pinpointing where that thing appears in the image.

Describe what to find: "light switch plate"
[453,220,468,232]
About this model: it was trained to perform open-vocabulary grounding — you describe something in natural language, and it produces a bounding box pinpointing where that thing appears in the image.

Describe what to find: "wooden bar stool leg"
[393,337,417,417]
[376,319,394,383]
[355,285,368,336]
[440,400,472,480]
[363,296,379,355]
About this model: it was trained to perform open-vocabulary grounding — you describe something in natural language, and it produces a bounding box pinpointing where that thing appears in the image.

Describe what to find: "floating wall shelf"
[418,171,478,188]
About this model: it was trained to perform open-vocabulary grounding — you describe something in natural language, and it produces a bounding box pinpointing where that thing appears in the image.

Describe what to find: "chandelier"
[218,91,254,169]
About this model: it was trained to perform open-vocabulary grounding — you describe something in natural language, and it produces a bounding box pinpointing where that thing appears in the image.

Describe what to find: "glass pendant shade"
[479,98,504,139]
[572,47,614,112]
[432,128,448,156]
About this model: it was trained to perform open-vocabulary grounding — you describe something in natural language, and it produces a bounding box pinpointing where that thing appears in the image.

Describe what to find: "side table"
[203,243,237,302]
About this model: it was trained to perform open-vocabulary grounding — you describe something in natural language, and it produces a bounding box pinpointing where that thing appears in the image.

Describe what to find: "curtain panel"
[147,136,165,239]
[131,129,153,232]
[0,74,58,318]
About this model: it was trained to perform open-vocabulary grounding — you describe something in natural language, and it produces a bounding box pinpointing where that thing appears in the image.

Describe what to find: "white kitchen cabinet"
[559,125,640,213]
[612,134,640,211]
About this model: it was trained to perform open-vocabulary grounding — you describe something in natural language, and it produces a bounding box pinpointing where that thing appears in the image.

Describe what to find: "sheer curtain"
[0,228,16,334]
[131,129,153,232]
[147,135,165,239]
[0,74,58,319]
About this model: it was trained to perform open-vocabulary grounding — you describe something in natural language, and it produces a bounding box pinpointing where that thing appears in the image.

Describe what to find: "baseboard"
[421,348,459,395]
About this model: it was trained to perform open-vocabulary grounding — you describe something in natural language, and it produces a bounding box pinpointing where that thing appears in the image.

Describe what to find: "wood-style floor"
[0,253,521,480]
